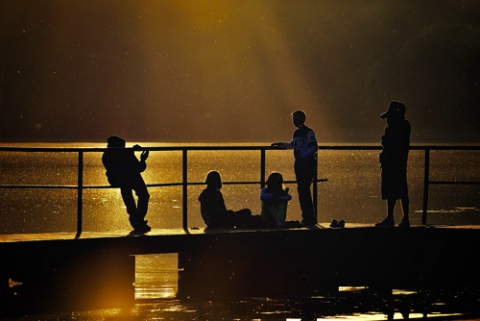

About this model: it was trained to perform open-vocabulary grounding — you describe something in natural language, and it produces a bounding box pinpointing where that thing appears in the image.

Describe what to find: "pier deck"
[1,222,479,242]
[0,224,479,314]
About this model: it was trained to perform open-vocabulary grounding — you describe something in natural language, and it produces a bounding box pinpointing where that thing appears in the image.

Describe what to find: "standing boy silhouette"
[102,136,151,233]
[272,110,318,226]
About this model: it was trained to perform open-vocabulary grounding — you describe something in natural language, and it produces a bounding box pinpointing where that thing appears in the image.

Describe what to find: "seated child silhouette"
[198,170,252,229]
[260,172,292,228]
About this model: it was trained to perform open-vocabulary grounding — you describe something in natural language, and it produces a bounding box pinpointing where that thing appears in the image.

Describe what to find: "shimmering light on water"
[135,253,178,300]
[317,313,465,320]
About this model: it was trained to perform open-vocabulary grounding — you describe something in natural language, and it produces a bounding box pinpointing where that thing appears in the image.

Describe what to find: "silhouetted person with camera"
[102,135,151,233]
[272,110,318,226]
[199,170,253,229]
[376,101,411,227]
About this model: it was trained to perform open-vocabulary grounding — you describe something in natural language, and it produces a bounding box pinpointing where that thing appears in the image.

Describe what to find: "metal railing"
[318,145,480,225]
[0,145,479,237]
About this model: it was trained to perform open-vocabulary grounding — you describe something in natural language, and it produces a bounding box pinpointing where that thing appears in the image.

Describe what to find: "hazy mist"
[1,1,479,143]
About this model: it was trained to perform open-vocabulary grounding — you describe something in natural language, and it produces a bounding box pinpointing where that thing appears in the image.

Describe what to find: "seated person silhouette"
[198,170,252,229]
[102,135,151,233]
[260,172,292,228]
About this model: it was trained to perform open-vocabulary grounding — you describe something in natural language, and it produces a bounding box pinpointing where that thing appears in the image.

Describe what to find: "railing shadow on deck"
[0,144,479,238]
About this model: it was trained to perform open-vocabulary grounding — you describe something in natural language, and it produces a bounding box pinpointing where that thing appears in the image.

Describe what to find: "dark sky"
[0,1,479,143]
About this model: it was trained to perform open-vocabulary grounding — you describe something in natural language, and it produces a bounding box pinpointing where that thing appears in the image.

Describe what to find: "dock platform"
[0,223,479,314]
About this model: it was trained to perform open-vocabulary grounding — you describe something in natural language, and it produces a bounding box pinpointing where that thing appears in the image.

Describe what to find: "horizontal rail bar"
[429,181,480,185]
[0,179,329,189]
[1,144,479,152]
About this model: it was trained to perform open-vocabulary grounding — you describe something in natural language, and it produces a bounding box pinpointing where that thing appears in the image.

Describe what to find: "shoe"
[134,220,151,233]
[337,220,345,228]
[276,221,287,228]
[135,225,151,233]
[375,217,394,227]
[330,219,338,227]
[302,219,317,227]
[398,218,410,228]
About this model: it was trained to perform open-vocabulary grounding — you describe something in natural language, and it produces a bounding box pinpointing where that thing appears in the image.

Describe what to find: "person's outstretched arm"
[271,141,293,149]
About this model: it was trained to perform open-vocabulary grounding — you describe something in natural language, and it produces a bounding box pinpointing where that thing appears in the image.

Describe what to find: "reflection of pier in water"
[0,224,479,318]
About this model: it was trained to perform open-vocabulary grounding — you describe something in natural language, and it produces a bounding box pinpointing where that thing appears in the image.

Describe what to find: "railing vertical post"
[313,153,318,223]
[422,148,430,225]
[182,149,188,230]
[260,149,266,188]
[76,151,83,238]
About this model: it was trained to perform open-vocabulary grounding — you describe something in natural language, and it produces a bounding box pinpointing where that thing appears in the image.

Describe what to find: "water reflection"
[135,254,178,299]
[131,254,480,320]
[124,289,477,320]
[1,255,478,320]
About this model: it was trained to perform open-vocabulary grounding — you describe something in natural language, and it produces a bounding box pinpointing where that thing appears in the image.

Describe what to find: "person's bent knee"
[138,191,150,199]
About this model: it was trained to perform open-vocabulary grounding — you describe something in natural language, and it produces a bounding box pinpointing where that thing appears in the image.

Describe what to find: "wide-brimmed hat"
[380,101,406,119]
[107,135,126,147]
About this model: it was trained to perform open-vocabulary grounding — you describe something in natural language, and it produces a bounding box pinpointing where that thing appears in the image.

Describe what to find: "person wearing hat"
[102,135,151,233]
[376,101,411,227]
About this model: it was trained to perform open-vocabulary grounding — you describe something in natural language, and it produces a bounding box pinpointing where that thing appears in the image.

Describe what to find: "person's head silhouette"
[205,170,222,189]
[266,172,284,191]
[380,101,406,119]
[292,110,306,128]
[107,135,126,148]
